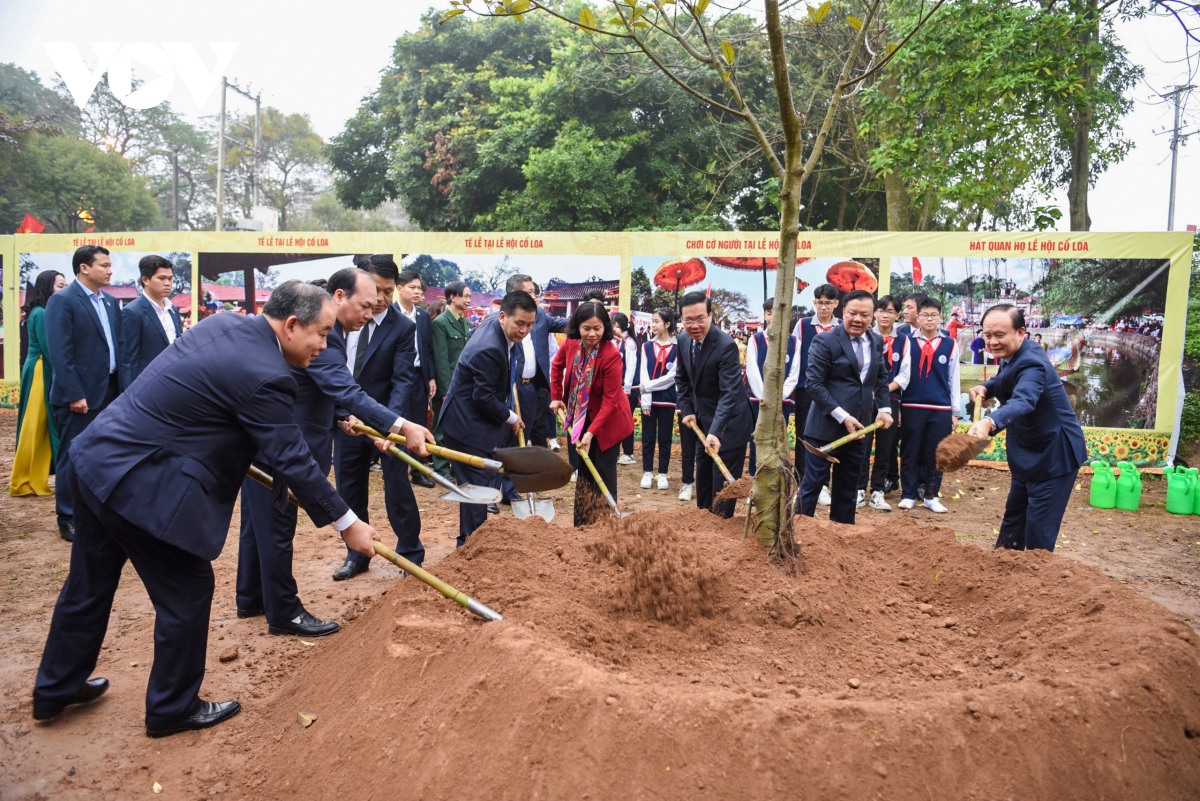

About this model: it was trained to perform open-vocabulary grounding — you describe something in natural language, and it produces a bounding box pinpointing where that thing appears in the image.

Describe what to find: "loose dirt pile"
[713,474,753,502]
[936,432,989,472]
[227,509,1200,800]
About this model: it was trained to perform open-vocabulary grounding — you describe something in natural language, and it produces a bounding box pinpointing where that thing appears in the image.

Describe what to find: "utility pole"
[171,150,180,231]
[216,77,226,232]
[253,92,261,209]
[1164,84,1194,232]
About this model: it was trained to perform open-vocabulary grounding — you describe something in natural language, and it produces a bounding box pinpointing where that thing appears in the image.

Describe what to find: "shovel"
[684,418,737,486]
[358,429,502,505]
[935,395,989,472]
[509,384,555,522]
[558,409,629,519]
[801,420,885,464]
[243,467,501,622]
[351,423,571,494]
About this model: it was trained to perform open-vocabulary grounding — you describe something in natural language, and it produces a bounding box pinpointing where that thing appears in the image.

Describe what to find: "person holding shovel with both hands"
[550,301,633,526]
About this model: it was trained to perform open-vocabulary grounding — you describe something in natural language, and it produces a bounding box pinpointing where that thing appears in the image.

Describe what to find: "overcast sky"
[0,0,1195,232]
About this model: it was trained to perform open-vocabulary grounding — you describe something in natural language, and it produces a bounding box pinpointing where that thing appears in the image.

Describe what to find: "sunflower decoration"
[1114,443,1130,460]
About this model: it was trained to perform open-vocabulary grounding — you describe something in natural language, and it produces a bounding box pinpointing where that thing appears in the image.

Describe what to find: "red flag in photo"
[912,257,923,285]
[15,213,45,234]
[705,282,712,298]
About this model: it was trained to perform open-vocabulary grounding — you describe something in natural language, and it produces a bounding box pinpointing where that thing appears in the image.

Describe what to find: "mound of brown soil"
[937,432,988,472]
[227,510,1200,800]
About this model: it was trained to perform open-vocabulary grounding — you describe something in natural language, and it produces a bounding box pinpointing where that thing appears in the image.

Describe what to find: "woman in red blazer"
[550,301,635,525]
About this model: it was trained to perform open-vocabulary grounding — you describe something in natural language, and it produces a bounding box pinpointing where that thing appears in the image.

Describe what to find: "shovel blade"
[801,438,839,464]
[438,483,503,504]
[493,446,574,493]
[533,500,555,522]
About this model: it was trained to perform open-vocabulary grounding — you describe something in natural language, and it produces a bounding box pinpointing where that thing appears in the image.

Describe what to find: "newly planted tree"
[448,0,945,552]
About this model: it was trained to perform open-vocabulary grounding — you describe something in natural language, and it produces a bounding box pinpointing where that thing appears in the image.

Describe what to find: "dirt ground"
[1,408,1198,798]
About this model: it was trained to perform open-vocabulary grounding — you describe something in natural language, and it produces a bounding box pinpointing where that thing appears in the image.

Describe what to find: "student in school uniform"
[638,308,678,491]
[791,283,841,503]
[892,297,961,514]
[612,312,640,466]
[746,297,801,477]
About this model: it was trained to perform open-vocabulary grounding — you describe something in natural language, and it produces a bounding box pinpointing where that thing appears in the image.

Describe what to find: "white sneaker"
[856,489,866,508]
[640,472,653,489]
[617,454,635,466]
[818,485,832,506]
[548,439,561,452]
[570,470,578,483]
[923,497,948,514]
[678,483,693,501]
[897,498,915,510]
[657,474,669,491]
[869,491,892,511]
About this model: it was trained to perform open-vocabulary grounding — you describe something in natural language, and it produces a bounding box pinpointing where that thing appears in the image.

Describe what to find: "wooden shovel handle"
[685,418,736,485]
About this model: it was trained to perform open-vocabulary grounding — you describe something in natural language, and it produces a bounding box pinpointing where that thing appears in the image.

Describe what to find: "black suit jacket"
[44,280,125,405]
[71,314,350,561]
[121,293,183,384]
[675,326,754,449]
[803,326,891,442]
[481,308,568,388]
[402,304,436,383]
[352,303,417,414]
[438,316,515,455]
[277,325,404,475]
[982,338,1087,481]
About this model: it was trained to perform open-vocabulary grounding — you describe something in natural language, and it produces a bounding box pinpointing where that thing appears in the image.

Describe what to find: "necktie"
[508,343,520,408]
[352,323,371,380]
[692,338,701,363]
[853,336,865,375]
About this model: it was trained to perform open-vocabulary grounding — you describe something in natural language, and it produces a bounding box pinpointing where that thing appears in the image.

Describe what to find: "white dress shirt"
[345,306,388,370]
[398,302,421,367]
[145,291,177,345]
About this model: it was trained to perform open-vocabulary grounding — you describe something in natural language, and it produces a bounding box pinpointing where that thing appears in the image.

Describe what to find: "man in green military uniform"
[430,281,473,476]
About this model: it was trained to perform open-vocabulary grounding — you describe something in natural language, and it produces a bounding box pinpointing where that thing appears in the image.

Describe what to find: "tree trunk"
[1067,0,1098,231]
[884,169,912,231]
[750,132,804,547]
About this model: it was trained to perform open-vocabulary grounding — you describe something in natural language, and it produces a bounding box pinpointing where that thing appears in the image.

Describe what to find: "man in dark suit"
[32,281,383,737]
[502,274,568,447]
[237,269,434,636]
[675,291,755,518]
[121,254,183,384]
[396,267,438,488]
[44,245,125,542]
[332,255,421,581]
[439,291,536,546]
[968,304,1087,551]
[798,290,894,525]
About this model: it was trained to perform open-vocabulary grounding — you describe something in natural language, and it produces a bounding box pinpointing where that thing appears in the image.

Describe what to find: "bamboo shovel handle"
[512,382,526,448]
[823,419,884,452]
[685,418,736,485]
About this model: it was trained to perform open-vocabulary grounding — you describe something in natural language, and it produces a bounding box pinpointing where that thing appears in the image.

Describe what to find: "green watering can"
[1089,461,1117,509]
[1165,466,1196,515]
[1115,461,1142,512]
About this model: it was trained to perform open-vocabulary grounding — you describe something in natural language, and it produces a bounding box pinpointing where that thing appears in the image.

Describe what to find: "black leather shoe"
[269,611,340,637]
[411,473,436,489]
[883,480,899,495]
[332,559,368,581]
[58,522,75,543]
[236,607,264,619]
[486,503,499,515]
[32,677,109,721]
[146,699,241,739]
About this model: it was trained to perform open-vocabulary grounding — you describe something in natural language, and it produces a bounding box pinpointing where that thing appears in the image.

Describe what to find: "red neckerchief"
[652,340,672,375]
[881,333,896,366]
[918,334,942,378]
[813,318,835,334]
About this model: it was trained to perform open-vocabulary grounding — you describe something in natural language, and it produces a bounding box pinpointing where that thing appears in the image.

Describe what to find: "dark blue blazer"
[70,314,350,561]
[405,305,436,383]
[120,293,183,384]
[44,279,125,406]
[353,303,417,414]
[675,326,754,449]
[482,308,567,387]
[438,316,515,454]
[982,338,1087,481]
[279,324,404,475]
[803,326,891,442]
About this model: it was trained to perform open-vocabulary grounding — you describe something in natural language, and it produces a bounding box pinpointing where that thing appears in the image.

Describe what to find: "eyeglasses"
[918,312,942,320]
[681,315,709,327]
